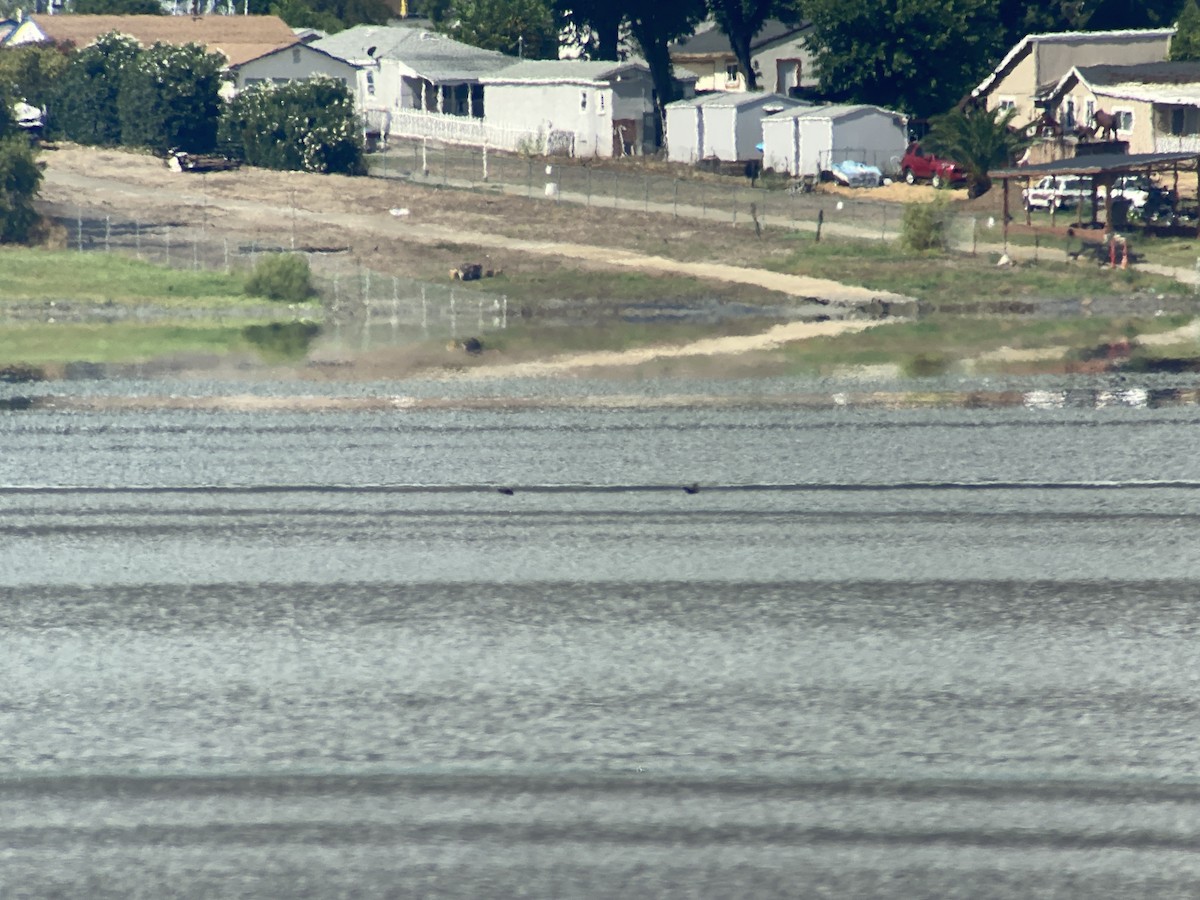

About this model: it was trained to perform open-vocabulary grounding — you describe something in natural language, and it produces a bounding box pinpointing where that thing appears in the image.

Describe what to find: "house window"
[580,90,588,111]
[366,71,376,96]
[996,97,1015,111]
[1086,99,1095,124]
[1063,98,1075,129]
[725,63,739,82]
[1114,109,1133,132]
[598,93,605,113]
[292,47,301,64]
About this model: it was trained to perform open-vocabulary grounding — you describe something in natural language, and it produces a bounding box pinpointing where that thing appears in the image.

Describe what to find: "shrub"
[52,33,140,146]
[118,42,224,153]
[220,78,365,175]
[900,199,949,252]
[903,352,951,378]
[0,137,43,244]
[245,253,314,302]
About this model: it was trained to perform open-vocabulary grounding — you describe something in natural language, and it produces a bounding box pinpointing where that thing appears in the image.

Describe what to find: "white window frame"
[1114,108,1134,133]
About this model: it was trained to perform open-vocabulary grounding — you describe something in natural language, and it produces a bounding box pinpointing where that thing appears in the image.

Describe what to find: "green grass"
[769,314,1191,374]
[0,247,317,308]
[763,234,1190,303]
[1,319,322,365]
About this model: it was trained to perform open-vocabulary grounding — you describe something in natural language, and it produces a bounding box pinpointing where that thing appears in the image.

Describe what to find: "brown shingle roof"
[23,14,297,67]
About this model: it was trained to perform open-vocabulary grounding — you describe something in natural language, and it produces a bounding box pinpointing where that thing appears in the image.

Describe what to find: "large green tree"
[707,0,800,91]
[220,77,365,175]
[442,0,559,58]
[1172,0,1200,60]
[923,105,1026,197]
[626,0,707,128]
[51,33,140,146]
[118,42,224,153]
[806,0,1002,118]
[555,0,624,60]
[0,43,70,110]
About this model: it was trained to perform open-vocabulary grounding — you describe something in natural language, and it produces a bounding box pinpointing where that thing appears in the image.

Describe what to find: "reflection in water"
[242,321,321,362]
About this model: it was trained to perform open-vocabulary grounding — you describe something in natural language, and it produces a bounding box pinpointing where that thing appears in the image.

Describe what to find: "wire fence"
[371,137,1023,256]
[24,203,509,351]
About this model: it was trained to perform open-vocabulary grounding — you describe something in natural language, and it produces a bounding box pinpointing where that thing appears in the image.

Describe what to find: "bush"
[0,137,43,244]
[245,253,314,302]
[900,199,950,252]
[902,352,951,378]
[219,78,365,175]
[52,33,140,146]
[118,42,224,153]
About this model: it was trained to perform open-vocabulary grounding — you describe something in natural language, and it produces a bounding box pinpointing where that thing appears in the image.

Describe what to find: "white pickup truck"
[1022,176,1092,211]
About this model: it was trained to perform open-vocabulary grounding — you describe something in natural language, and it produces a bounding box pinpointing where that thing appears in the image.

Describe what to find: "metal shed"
[761,104,907,177]
[665,92,804,164]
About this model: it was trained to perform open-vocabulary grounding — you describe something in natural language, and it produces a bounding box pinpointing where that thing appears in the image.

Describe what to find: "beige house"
[969,28,1174,130]
[669,19,816,95]
[1046,62,1200,154]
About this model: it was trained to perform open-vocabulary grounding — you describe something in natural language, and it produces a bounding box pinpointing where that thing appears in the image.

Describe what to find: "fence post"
[422,137,428,175]
[421,285,428,334]
[104,216,110,253]
[673,179,678,218]
[450,289,457,338]
[816,208,824,242]
[76,205,82,252]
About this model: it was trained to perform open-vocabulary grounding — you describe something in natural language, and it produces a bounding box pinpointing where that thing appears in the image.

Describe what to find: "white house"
[481,59,667,157]
[226,42,359,93]
[761,104,907,177]
[311,24,514,140]
[665,91,803,163]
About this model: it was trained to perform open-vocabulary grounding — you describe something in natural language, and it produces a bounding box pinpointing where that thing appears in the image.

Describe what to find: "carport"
[990,150,1200,245]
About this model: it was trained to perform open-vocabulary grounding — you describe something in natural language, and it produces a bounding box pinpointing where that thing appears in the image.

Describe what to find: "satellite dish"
[367,46,377,57]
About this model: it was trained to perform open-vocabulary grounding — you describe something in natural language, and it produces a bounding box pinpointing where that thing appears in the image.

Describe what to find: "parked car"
[899,142,966,187]
[830,159,884,187]
[1100,175,1175,211]
[1022,175,1092,211]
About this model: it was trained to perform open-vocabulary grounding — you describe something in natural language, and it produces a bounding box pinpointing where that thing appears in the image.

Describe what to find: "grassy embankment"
[3,225,1199,377]
[472,230,1200,376]
[0,249,319,366]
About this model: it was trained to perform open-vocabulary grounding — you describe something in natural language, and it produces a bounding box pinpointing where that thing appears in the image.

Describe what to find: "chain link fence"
[27,202,509,352]
[369,136,1001,250]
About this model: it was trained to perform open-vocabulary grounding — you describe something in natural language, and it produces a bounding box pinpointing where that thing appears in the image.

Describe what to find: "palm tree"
[923,106,1027,199]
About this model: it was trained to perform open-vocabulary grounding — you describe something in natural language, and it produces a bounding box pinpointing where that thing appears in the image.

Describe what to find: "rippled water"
[3,392,1200,896]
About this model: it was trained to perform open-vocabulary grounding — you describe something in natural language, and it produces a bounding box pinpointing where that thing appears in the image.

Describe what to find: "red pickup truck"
[900,142,966,188]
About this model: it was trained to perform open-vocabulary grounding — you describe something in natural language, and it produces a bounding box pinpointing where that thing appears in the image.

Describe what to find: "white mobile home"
[482,60,661,157]
[227,42,359,93]
[761,104,908,177]
[665,92,804,163]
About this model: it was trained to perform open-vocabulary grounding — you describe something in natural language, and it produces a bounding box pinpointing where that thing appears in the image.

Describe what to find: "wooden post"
[815,208,824,242]
[1002,177,1010,249]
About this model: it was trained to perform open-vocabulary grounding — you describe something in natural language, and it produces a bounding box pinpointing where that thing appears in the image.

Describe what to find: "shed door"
[696,107,705,159]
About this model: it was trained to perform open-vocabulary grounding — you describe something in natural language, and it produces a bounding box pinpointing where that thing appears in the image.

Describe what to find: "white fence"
[388,109,549,154]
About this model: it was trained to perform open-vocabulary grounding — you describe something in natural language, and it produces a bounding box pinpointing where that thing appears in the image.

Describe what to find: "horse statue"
[1092,109,1117,141]
[1026,110,1062,138]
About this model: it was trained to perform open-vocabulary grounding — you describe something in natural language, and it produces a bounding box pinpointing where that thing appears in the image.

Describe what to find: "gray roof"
[991,150,1199,179]
[313,25,513,81]
[777,103,903,122]
[670,18,807,56]
[1075,61,1200,86]
[666,91,803,111]
[483,58,649,85]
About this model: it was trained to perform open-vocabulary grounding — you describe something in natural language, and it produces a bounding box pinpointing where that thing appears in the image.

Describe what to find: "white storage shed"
[665,92,804,163]
[761,104,908,177]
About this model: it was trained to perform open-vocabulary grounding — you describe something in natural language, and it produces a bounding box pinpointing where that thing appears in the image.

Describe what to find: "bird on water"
[682,483,700,495]
[497,487,514,495]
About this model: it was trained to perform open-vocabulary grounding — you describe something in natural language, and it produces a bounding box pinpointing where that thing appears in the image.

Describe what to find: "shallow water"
[3,393,1200,897]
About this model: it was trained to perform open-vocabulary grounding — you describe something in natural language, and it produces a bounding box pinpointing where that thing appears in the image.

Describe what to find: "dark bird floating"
[497,487,514,495]
[683,483,700,495]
